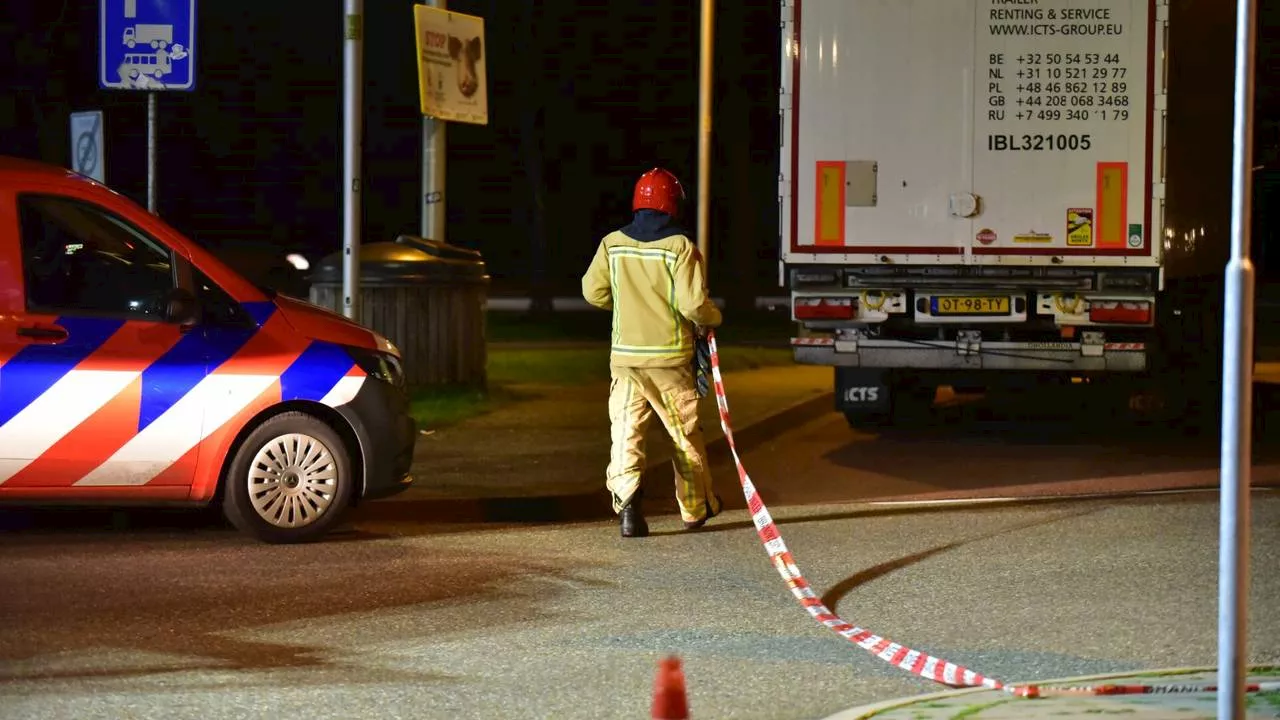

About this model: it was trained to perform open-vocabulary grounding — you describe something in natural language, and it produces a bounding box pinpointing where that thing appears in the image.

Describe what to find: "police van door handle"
[17,325,68,341]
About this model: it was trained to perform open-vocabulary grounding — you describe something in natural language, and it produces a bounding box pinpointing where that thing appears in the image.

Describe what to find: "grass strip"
[410,345,795,430]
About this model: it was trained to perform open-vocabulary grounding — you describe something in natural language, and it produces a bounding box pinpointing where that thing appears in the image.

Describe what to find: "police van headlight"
[347,347,406,387]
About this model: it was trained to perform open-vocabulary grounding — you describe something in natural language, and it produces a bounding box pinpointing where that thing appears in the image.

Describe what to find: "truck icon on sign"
[124,24,172,49]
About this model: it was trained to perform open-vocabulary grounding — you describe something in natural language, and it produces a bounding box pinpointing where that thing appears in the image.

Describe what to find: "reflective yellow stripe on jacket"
[582,230,722,368]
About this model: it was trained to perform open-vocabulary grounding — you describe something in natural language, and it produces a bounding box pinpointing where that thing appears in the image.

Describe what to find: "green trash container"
[309,235,490,389]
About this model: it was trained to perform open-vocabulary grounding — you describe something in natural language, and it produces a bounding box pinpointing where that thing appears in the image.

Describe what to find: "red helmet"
[632,167,685,216]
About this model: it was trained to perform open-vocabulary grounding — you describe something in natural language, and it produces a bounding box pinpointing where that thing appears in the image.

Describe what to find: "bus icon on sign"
[120,51,171,81]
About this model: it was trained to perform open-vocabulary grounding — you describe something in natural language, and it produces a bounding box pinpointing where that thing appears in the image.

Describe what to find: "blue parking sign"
[99,0,196,91]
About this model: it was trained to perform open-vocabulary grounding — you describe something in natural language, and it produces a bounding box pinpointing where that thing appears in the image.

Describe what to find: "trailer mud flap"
[835,367,891,413]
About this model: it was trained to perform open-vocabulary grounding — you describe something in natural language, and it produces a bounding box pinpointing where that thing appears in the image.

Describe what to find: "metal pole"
[342,0,364,321]
[421,0,447,242]
[696,0,714,278]
[1219,0,1258,715]
[146,92,157,213]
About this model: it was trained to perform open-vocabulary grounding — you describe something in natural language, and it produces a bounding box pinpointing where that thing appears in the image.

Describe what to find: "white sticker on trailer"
[975,0,1150,255]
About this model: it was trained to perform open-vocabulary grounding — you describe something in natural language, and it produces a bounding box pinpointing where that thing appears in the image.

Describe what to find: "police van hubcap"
[247,433,339,528]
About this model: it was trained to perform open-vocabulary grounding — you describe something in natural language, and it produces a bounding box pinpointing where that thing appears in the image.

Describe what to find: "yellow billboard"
[413,6,488,125]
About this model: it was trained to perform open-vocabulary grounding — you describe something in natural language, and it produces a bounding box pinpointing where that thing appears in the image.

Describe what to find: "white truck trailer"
[779,0,1231,426]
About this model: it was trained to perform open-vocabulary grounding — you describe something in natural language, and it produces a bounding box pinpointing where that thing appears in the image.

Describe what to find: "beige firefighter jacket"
[582,229,722,368]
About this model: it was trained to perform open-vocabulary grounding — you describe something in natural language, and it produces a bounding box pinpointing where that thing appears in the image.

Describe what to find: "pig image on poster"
[447,34,482,98]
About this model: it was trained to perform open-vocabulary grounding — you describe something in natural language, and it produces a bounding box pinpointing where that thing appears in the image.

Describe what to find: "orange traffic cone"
[651,655,689,719]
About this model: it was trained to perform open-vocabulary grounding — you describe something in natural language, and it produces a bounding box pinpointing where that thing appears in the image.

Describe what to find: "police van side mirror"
[165,287,200,326]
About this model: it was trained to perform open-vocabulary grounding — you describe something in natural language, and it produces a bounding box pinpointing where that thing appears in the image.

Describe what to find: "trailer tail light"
[794,297,856,320]
[1089,300,1152,324]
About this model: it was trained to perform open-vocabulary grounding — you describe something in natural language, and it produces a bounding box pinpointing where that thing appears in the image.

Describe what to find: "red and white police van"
[0,156,415,543]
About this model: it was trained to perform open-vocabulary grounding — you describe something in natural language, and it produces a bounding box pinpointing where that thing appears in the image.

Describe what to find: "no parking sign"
[69,110,105,183]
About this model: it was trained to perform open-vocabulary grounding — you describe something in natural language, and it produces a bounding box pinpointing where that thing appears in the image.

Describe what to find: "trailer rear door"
[781,0,1164,268]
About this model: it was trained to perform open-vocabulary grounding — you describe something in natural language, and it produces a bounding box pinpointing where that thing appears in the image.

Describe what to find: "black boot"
[683,492,723,531]
[620,493,649,538]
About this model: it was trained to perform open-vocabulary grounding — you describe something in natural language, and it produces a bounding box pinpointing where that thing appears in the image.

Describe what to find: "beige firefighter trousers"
[605,364,722,524]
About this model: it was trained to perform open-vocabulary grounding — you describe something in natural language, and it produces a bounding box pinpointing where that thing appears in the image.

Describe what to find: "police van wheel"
[222,412,355,544]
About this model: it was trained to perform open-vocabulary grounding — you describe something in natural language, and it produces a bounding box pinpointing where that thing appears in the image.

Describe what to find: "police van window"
[192,268,253,326]
[17,195,176,319]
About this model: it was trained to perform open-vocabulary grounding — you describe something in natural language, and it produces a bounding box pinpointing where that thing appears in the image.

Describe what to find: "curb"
[862,465,1280,507]
[358,391,836,526]
[820,665,1278,719]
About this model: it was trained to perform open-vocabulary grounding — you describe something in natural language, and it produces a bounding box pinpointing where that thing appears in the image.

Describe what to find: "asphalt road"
[2,391,1278,720]
[721,383,1280,510]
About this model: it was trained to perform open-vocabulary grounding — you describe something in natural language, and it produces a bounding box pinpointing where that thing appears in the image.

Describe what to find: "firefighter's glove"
[694,334,712,398]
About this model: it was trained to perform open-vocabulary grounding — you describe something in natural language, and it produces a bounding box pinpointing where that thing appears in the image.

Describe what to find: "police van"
[0,156,415,543]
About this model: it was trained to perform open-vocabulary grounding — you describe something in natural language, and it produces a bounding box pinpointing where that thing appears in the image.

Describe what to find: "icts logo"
[844,386,880,403]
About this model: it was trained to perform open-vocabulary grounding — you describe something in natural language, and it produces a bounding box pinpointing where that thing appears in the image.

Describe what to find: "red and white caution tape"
[704,330,1279,699]
[706,331,1002,690]
[1039,682,1280,697]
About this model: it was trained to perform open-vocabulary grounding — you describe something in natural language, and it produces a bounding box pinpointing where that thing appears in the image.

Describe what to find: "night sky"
[2,1,1278,302]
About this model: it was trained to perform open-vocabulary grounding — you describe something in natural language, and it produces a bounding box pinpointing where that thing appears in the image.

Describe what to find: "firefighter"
[581,167,724,538]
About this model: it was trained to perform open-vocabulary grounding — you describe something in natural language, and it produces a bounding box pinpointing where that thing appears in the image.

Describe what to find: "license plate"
[930,295,1011,316]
